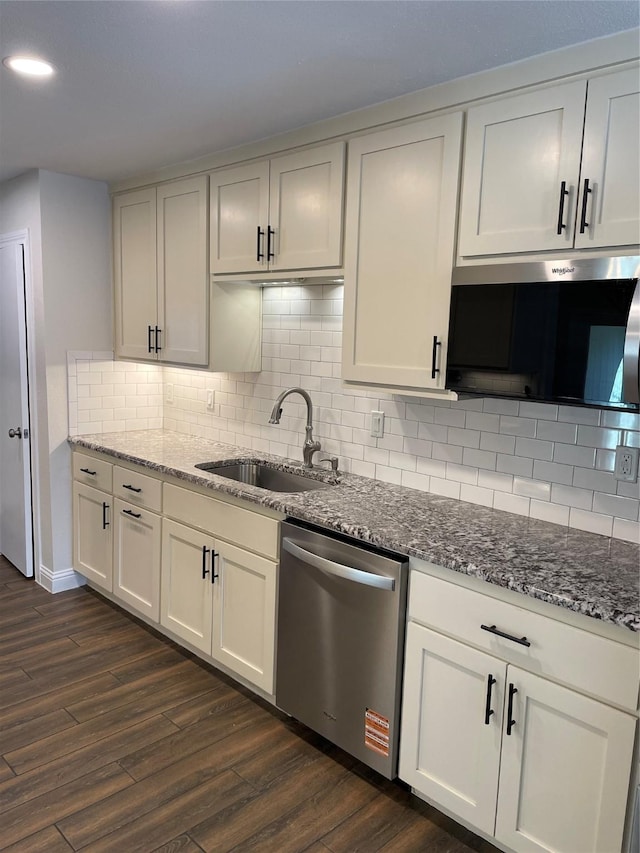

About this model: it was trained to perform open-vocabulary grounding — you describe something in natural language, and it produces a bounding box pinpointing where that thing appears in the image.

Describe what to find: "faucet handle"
[317,455,339,473]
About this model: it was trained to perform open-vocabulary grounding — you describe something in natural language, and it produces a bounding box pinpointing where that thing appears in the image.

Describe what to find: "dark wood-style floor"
[0,555,498,853]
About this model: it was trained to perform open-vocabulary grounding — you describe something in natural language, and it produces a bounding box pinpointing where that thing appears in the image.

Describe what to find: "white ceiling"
[0,1,638,185]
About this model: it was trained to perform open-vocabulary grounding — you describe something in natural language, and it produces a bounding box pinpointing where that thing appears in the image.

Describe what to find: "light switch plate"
[370,410,385,438]
[166,383,174,405]
[206,389,215,411]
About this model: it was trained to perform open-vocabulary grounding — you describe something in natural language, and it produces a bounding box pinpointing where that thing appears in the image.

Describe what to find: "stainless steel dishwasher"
[276,519,409,779]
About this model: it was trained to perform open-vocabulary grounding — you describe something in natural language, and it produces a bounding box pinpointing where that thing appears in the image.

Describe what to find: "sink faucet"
[269,387,321,468]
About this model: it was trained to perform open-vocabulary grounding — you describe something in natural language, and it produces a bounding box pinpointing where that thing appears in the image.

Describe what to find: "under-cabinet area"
[70,439,640,853]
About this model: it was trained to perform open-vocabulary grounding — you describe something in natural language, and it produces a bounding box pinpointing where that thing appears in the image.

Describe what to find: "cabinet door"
[211,540,277,694]
[495,666,636,853]
[73,482,112,592]
[113,188,158,360]
[210,162,270,275]
[160,518,213,654]
[458,82,586,256]
[113,499,161,622]
[269,142,345,271]
[575,68,640,250]
[157,176,209,366]
[342,113,462,390]
[399,622,504,835]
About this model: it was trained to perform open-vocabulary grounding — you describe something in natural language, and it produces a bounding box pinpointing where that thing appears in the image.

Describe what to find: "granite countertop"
[69,429,640,632]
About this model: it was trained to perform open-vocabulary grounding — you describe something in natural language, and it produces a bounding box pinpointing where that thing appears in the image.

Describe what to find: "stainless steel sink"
[195,461,333,492]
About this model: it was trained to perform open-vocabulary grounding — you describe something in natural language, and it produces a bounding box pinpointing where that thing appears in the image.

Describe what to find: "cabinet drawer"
[113,465,162,512]
[163,484,279,560]
[73,452,113,493]
[409,571,639,710]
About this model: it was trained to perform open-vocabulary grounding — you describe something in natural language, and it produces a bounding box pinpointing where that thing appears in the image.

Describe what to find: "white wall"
[0,170,112,589]
[38,171,112,583]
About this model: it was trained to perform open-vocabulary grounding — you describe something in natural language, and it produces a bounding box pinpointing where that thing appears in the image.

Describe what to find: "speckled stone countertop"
[69,430,640,632]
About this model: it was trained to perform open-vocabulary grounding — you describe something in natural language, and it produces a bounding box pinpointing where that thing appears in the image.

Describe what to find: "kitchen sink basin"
[195,461,333,493]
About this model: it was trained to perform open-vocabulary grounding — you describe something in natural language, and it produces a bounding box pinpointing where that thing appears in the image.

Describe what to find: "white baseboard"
[38,564,86,594]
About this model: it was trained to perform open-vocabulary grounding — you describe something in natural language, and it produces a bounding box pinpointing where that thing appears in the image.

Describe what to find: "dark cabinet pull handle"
[431,336,441,380]
[506,683,518,735]
[267,226,275,261]
[154,327,162,353]
[481,624,531,647]
[102,502,110,529]
[256,226,265,262]
[484,674,496,725]
[556,181,569,235]
[80,467,97,476]
[211,550,219,584]
[148,325,154,354]
[122,484,142,493]
[579,178,592,234]
[202,545,210,579]
[122,508,142,519]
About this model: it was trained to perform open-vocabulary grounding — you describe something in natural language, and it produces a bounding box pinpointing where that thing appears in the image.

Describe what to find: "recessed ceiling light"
[3,55,55,77]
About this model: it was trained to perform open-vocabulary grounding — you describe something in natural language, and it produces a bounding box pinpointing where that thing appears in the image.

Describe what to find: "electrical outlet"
[206,389,215,411]
[614,445,639,482]
[166,384,174,405]
[370,410,385,438]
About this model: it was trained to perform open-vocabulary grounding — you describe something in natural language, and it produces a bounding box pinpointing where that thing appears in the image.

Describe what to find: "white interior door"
[0,239,33,577]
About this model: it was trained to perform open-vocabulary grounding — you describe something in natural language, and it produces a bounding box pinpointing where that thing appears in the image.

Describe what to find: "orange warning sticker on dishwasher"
[365,708,390,757]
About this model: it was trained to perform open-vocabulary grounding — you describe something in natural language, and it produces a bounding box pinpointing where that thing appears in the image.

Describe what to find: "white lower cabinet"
[495,667,636,853]
[160,516,277,694]
[113,499,161,622]
[400,572,638,853]
[72,481,112,592]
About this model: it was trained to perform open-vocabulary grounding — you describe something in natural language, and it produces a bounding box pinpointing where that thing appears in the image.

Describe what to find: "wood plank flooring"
[0,555,498,853]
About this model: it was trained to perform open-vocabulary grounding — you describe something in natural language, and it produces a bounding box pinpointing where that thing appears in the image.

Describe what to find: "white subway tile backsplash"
[445,463,478,485]
[513,477,551,501]
[482,398,519,415]
[518,402,558,421]
[493,491,530,517]
[499,416,537,437]
[462,447,497,471]
[612,517,640,543]
[576,425,621,450]
[67,293,638,543]
[532,460,574,486]
[569,508,613,537]
[497,454,534,478]
[593,492,639,522]
[465,411,500,433]
[572,468,617,493]
[478,470,513,493]
[460,483,494,508]
[558,406,601,426]
[514,437,553,461]
[550,483,593,511]
[480,432,516,455]
[536,420,578,444]
[447,427,481,449]
[553,443,597,468]
[529,499,569,526]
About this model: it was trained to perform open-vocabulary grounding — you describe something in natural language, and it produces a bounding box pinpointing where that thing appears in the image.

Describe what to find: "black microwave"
[446,257,640,412]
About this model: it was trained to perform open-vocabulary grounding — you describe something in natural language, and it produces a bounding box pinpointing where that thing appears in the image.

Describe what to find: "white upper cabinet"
[113,187,158,361]
[458,81,587,257]
[575,67,640,249]
[342,113,463,392]
[114,175,209,366]
[458,68,640,258]
[156,177,209,365]
[210,142,345,275]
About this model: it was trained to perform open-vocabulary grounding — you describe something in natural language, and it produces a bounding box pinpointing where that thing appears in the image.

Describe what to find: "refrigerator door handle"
[283,538,395,591]
[623,279,640,405]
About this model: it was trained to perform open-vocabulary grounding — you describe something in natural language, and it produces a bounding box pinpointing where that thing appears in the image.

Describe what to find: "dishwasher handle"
[283,538,395,591]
